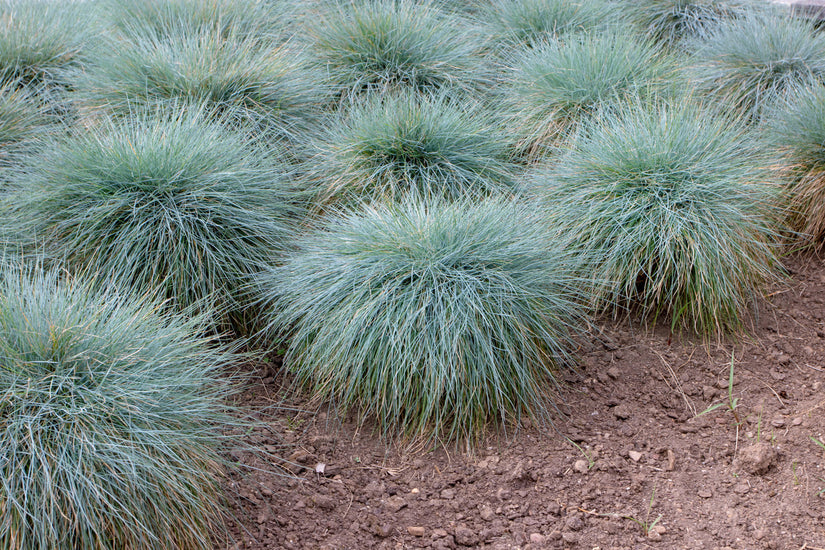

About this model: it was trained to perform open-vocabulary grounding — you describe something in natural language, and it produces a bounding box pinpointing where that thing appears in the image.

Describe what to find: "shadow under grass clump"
[305,0,486,102]
[258,198,591,444]
[526,98,783,336]
[0,265,239,550]
[310,91,517,207]
[767,82,825,245]
[481,0,617,49]
[690,9,825,121]
[7,108,301,332]
[76,27,323,143]
[502,29,673,160]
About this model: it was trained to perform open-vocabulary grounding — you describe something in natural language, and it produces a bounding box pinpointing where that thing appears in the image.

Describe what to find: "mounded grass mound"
[8,108,300,330]
[624,0,758,49]
[77,28,322,140]
[526,99,782,335]
[0,83,48,168]
[768,82,825,243]
[311,91,516,206]
[0,1,91,89]
[102,0,295,42]
[0,265,238,550]
[503,30,672,159]
[306,0,485,101]
[481,0,616,48]
[690,9,825,120]
[259,198,590,443]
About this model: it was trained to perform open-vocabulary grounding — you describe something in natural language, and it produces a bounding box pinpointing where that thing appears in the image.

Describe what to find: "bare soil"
[222,254,825,550]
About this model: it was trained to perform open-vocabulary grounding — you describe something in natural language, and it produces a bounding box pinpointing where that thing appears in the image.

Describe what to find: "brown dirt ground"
[221,253,825,550]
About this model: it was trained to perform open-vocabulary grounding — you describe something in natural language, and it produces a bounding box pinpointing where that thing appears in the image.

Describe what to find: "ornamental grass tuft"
[102,0,296,42]
[481,0,616,48]
[306,0,485,101]
[8,108,300,330]
[690,9,825,120]
[503,30,671,159]
[0,265,238,550]
[0,83,48,168]
[526,98,782,335]
[0,1,91,89]
[259,198,590,443]
[77,28,322,140]
[623,0,759,49]
[767,82,825,243]
[311,91,517,206]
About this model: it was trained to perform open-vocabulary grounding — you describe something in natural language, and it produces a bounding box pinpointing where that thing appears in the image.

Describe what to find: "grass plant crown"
[0,263,240,550]
[305,0,486,102]
[502,28,673,160]
[7,106,302,331]
[310,90,517,207]
[525,96,783,335]
[258,197,591,443]
[689,8,825,120]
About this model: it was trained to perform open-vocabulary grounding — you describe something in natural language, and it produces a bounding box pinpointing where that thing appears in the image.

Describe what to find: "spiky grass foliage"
[767,82,825,243]
[259,198,589,443]
[482,0,617,48]
[526,99,782,335]
[504,30,671,159]
[306,0,485,101]
[312,92,516,206]
[0,83,48,168]
[77,28,322,141]
[9,109,300,330]
[102,0,296,42]
[0,265,239,550]
[690,10,825,120]
[0,1,92,89]
[624,0,758,49]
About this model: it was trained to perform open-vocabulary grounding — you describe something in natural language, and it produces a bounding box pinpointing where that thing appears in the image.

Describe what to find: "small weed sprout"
[696,353,743,426]
[624,485,663,536]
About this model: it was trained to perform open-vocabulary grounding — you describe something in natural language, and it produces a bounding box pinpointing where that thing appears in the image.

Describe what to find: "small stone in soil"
[454,526,478,546]
[612,404,632,420]
[573,459,589,473]
[530,533,546,544]
[628,450,643,462]
[736,442,778,475]
[407,526,426,537]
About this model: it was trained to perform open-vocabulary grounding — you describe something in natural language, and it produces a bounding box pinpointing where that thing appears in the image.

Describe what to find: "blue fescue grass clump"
[258,198,590,443]
[306,0,486,101]
[690,9,825,120]
[767,82,825,243]
[481,0,617,48]
[311,91,517,206]
[0,1,92,89]
[503,30,672,159]
[7,108,301,330]
[0,83,49,168]
[0,265,239,550]
[526,98,783,335]
[102,0,296,42]
[623,0,759,49]
[76,28,322,141]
